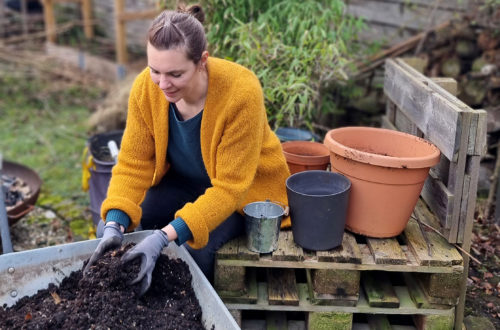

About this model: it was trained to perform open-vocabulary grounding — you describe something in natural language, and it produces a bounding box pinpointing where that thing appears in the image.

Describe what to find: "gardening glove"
[121,230,169,296]
[84,222,124,275]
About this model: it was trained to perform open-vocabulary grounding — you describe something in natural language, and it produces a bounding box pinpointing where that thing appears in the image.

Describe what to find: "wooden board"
[347,0,459,31]
[225,283,455,316]
[267,269,299,306]
[272,231,304,262]
[403,219,462,267]
[366,238,407,265]
[362,272,400,308]
[384,59,461,161]
[317,232,362,264]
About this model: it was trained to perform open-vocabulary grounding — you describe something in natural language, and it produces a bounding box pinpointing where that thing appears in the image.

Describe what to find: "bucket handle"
[266,200,289,217]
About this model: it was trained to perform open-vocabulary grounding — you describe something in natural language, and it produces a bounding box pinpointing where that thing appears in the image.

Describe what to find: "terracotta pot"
[324,127,440,238]
[281,141,330,175]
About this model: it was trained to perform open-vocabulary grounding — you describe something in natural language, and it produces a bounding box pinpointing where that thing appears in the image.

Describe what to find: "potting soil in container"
[0,244,206,329]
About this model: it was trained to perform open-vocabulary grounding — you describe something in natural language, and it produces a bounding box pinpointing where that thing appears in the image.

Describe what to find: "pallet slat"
[366,238,407,265]
[273,231,304,262]
[317,232,362,264]
[267,269,299,306]
[362,272,400,308]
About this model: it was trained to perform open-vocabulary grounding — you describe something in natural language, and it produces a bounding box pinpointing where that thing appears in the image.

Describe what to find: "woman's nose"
[159,75,171,90]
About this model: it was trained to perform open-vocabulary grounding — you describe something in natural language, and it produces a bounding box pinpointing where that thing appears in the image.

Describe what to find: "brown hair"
[148,4,207,63]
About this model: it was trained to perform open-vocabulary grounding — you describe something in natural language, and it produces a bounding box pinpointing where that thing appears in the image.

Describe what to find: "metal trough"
[0,231,239,330]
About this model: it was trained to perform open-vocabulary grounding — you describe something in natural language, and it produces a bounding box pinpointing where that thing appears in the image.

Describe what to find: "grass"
[0,64,105,237]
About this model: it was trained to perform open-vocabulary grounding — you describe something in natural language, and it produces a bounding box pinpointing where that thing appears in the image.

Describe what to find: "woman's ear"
[200,50,209,67]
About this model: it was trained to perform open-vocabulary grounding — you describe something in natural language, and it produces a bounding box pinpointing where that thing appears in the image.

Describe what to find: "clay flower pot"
[281,141,330,175]
[324,127,440,238]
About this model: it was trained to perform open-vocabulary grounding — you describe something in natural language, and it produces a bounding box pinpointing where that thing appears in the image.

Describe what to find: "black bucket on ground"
[286,170,351,251]
[87,130,123,225]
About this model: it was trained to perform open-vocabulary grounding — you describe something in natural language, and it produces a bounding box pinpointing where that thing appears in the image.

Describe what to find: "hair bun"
[177,4,205,24]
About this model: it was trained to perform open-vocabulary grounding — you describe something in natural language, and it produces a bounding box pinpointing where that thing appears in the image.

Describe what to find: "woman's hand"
[84,222,124,274]
[121,230,169,296]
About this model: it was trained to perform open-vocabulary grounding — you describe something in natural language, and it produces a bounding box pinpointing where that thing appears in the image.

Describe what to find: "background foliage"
[203,0,366,130]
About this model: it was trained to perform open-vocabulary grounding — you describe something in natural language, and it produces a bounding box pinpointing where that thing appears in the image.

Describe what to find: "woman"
[85,4,290,295]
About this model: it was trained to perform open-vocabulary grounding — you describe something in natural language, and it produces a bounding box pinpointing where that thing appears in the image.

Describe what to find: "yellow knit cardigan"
[101,57,290,249]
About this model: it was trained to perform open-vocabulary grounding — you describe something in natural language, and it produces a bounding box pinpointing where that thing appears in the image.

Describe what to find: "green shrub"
[204,0,365,129]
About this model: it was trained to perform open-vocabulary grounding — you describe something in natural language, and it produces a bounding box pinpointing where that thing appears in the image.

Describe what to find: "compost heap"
[0,244,206,330]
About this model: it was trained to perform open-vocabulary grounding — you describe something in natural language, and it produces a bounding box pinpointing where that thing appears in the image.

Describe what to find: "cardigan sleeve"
[175,75,266,249]
[100,75,157,230]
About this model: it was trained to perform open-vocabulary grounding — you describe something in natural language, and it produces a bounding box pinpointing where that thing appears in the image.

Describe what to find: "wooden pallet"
[216,200,463,274]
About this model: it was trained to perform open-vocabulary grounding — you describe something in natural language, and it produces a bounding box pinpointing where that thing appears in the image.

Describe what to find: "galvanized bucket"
[243,201,285,253]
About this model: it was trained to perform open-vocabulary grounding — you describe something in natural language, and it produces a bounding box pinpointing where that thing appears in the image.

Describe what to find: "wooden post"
[42,0,57,43]
[81,0,93,39]
[114,0,127,65]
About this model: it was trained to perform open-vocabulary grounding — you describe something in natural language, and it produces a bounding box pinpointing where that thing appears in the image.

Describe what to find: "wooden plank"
[216,237,239,259]
[474,110,487,156]
[350,0,467,10]
[114,0,127,64]
[367,314,393,330]
[347,0,458,30]
[387,101,397,123]
[381,115,398,130]
[421,170,454,230]
[227,283,454,315]
[362,272,400,308]
[384,59,461,160]
[267,269,299,306]
[266,311,287,330]
[366,237,407,265]
[316,232,362,264]
[394,109,421,136]
[413,204,463,266]
[430,77,458,96]
[272,231,303,261]
[457,173,471,244]
[448,112,472,243]
[81,0,93,39]
[42,0,56,43]
[237,236,260,261]
[404,218,460,266]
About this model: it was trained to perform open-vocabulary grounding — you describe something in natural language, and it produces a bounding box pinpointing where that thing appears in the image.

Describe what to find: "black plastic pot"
[286,170,351,251]
[87,130,123,225]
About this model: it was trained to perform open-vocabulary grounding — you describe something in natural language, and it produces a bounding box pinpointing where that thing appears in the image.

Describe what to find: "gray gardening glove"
[121,230,169,296]
[84,222,124,275]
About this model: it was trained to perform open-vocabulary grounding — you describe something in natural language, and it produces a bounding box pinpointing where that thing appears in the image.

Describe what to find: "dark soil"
[0,244,206,330]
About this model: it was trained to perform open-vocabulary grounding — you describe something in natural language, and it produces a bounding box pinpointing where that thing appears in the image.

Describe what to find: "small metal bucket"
[243,201,286,253]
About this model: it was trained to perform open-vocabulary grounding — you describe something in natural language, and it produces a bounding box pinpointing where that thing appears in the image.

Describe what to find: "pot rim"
[282,141,330,165]
[286,170,351,197]
[324,126,440,169]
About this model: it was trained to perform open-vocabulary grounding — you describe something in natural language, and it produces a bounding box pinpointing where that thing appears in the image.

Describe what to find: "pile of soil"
[0,244,206,329]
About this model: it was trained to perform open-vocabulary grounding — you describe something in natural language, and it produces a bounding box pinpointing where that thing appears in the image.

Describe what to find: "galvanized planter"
[0,231,239,330]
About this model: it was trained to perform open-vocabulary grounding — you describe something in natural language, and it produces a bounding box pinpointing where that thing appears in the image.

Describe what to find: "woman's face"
[147,43,202,103]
